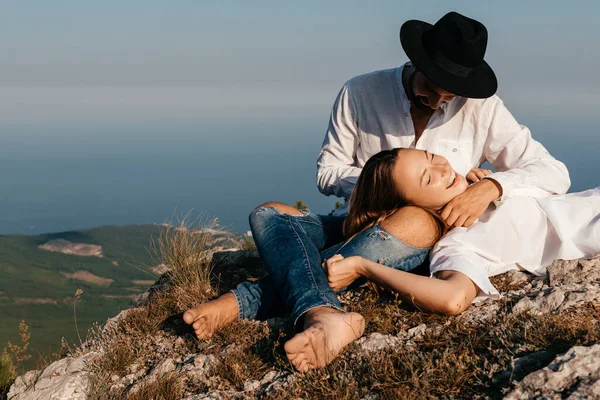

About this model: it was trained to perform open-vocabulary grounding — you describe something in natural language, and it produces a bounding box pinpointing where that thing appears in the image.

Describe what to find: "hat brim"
[400,20,497,99]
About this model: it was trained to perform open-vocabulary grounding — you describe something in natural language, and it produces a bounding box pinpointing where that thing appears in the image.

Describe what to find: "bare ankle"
[303,306,341,325]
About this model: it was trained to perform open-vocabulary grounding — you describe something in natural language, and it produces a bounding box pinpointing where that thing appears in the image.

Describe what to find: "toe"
[298,359,311,373]
[192,319,204,330]
[195,328,209,340]
[183,310,197,324]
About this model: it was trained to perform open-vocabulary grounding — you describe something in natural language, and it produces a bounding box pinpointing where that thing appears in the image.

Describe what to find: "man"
[317,11,570,227]
[184,12,570,373]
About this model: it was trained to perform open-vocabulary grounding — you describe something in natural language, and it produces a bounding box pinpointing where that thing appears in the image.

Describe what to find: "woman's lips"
[448,171,460,189]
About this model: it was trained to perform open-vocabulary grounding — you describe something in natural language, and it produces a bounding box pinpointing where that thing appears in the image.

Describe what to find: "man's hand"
[440,179,501,228]
[466,168,492,183]
[323,254,364,291]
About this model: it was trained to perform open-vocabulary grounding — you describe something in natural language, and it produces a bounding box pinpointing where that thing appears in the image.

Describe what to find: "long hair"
[342,148,448,240]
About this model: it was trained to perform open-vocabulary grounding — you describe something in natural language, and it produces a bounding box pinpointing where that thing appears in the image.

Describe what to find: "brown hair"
[342,148,448,239]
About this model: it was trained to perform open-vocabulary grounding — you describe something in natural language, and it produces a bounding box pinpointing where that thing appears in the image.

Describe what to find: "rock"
[547,255,600,286]
[101,308,134,335]
[259,370,281,385]
[504,344,600,399]
[492,350,555,387]
[181,354,217,383]
[512,284,600,315]
[243,380,260,391]
[358,333,402,353]
[504,270,533,286]
[127,358,177,396]
[259,373,295,395]
[7,371,40,398]
[193,354,216,370]
[8,352,98,400]
[406,323,427,339]
[456,299,501,326]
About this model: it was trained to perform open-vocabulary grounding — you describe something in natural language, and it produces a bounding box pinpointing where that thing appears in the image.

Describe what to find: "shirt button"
[405,113,408,116]
[452,148,458,153]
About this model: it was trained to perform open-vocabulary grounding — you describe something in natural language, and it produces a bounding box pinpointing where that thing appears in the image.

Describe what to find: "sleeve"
[316,82,362,198]
[429,245,500,302]
[482,99,571,200]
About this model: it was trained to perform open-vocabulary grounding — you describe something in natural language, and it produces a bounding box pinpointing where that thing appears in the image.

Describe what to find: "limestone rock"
[547,255,600,287]
[8,352,98,400]
[504,344,600,399]
[512,284,600,315]
[358,332,402,353]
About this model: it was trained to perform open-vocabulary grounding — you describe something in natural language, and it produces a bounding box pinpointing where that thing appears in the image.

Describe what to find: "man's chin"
[414,97,433,112]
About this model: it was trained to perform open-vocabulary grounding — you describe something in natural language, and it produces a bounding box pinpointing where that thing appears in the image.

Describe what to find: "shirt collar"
[397,62,411,115]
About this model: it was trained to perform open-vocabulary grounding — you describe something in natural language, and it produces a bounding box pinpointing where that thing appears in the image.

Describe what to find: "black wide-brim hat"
[400,12,497,98]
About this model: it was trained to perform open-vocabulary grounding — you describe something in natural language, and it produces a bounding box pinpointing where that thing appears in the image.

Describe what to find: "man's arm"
[440,97,570,228]
[482,99,571,199]
[316,83,362,199]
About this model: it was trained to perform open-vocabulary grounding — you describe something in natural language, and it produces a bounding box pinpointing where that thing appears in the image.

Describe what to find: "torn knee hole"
[368,229,390,240]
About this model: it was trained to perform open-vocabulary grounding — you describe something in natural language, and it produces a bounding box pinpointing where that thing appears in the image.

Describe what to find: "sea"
[0,111,598,235]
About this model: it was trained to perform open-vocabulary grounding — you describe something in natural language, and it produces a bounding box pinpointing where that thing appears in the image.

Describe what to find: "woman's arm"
[325,255,478,315]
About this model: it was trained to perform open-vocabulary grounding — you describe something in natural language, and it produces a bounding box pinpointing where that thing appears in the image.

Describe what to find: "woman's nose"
[435,164,452,180]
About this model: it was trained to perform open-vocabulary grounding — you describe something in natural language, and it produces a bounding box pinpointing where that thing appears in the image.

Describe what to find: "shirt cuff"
[483,173,512,203]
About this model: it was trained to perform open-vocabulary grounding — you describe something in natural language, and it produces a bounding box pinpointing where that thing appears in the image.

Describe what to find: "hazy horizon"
[1,1,599,235]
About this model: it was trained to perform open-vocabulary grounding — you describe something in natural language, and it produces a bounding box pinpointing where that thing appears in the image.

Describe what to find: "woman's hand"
[323,254,365,292]
[466,168,492,183]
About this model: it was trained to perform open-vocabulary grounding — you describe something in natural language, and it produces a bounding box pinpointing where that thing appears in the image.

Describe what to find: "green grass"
[0,225,179,371]
[0,223,245,372]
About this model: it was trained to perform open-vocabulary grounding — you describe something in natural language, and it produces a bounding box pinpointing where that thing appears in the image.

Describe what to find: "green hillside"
[0,224,245,370]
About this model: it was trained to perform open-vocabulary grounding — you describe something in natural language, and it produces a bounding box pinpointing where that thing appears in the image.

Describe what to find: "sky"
[0,1,599,234]
[2,1,600,121]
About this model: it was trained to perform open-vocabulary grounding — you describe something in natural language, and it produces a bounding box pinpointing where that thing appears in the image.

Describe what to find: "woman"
[184,148,599,372]
[184,152,441,373]
[327,147,600,315]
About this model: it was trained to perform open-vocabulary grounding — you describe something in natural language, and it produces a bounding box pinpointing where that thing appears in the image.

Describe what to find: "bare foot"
[183,292,239,339]
[284,307,365,372]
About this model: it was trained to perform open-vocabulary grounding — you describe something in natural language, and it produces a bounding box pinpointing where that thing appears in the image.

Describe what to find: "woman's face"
[392,149,468,209]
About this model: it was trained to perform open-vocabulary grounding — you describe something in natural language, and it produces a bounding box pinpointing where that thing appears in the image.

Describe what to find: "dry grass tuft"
[94,339,140,377]
[119,295,179,337]
[149,214,218,311]
[83,216,228,398]
[211,348,270,390]
[126,373,185,400]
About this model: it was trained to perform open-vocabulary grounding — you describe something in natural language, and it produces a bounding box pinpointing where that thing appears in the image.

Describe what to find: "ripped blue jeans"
[230,207,430,328]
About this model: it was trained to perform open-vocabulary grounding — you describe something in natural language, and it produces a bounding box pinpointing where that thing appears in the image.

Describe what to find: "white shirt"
[317,64,571,215]
[430,187,600,301]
